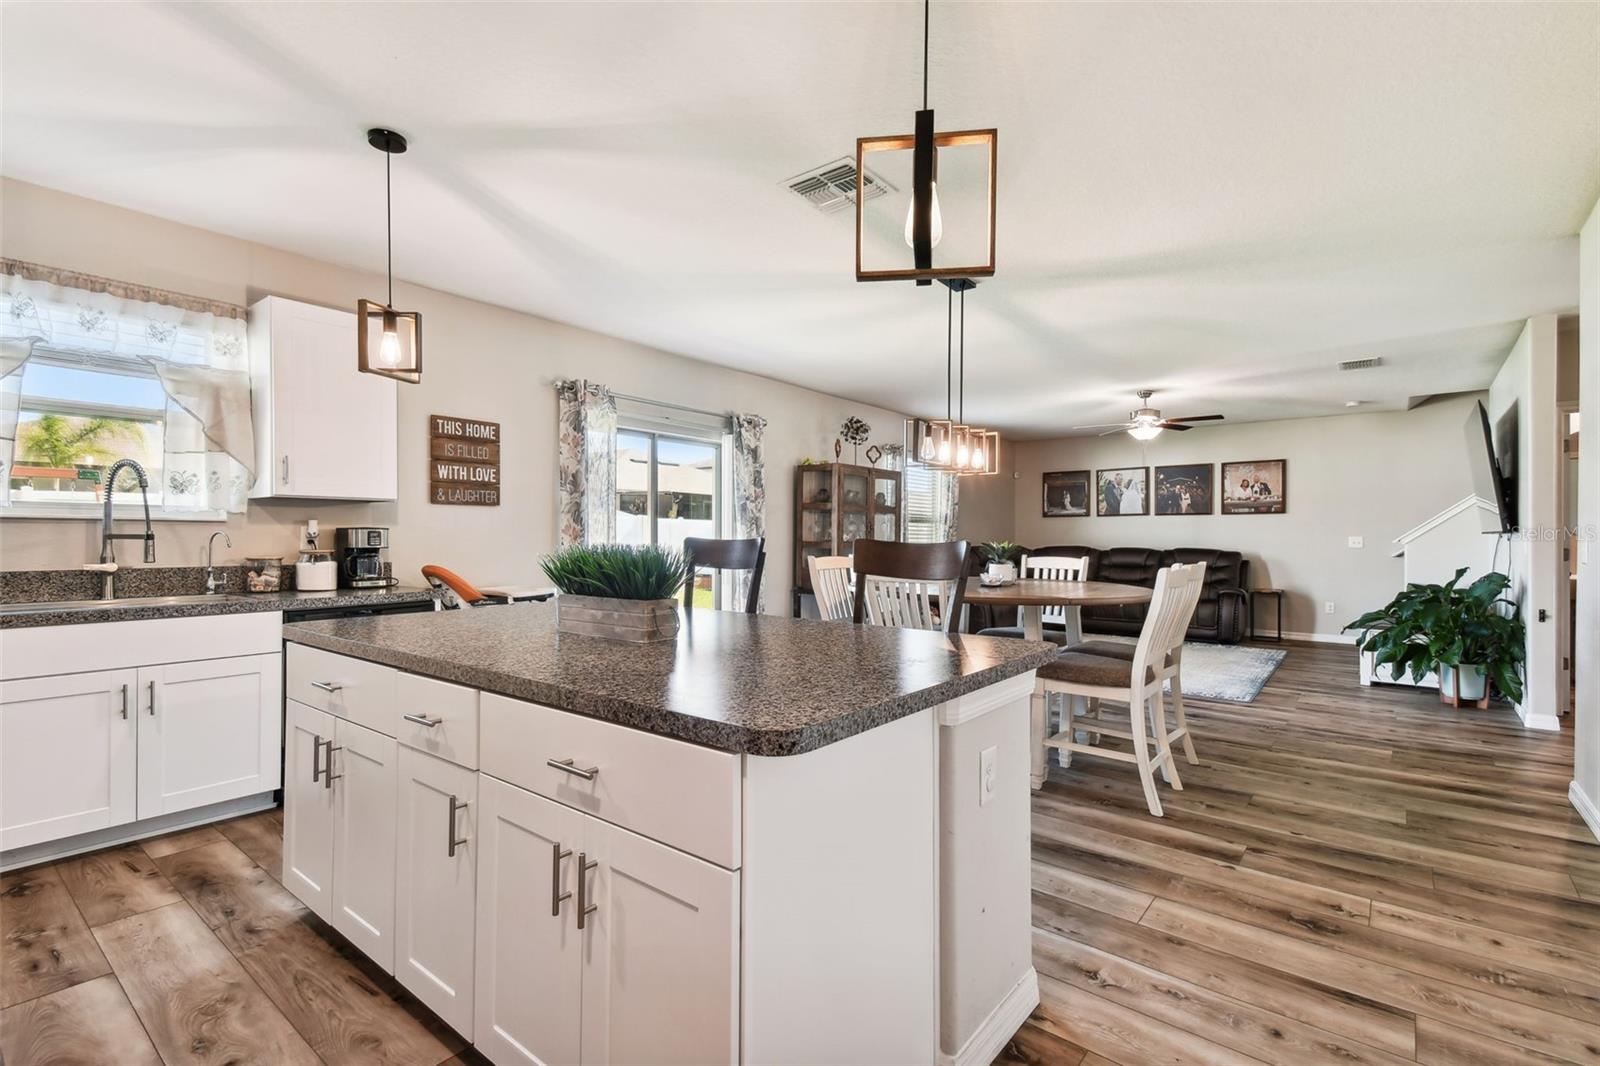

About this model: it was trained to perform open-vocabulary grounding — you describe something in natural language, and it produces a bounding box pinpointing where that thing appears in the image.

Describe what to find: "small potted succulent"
[541,544,691,643]
[976,541,1022,585]
[1344,567,1525,707]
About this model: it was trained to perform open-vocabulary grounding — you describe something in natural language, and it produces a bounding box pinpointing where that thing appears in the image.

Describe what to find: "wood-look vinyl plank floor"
[55,843,183,927]
[1009,641,1598,1066]
[0,973,161,1066]
[0,864,110,1009]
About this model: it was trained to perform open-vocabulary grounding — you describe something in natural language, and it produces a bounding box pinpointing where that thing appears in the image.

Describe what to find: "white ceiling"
[3,1,1597,439]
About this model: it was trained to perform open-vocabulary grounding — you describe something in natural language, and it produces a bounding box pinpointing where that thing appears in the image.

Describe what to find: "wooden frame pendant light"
[357,128,422,384]
[904,280,1000,476]
[856,0,997,285]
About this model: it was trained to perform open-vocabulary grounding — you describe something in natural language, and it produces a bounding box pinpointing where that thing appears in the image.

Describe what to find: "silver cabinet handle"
[323,744,342,789]
[147,680,156,716]
[551,842,572,917]
[576,852,599,930]
[547,757,599,781]
[311,735,325,782]
[403,713,442,729]
[447,794,469,857]
[310,680,343,693]
[120,683,129,720]
[282,455,289,484]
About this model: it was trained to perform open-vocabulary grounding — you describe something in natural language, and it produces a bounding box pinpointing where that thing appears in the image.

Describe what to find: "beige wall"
[1009,396,1485,639]
[0,179,929,611]
[1575,197,1599,838]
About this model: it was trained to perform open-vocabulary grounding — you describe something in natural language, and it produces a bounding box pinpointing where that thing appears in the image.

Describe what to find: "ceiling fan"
[1074,390,1224,441]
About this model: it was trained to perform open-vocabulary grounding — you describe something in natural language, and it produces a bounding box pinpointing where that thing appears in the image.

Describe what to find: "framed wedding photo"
[1095,467,1149,516]
[1221,459,1287,514]
[1154,463,1214,515]
[1042,469,1091,517]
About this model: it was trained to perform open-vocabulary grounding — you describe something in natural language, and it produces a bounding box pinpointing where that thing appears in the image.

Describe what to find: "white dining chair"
[807,555,855,622]
[1030,562,1207,815]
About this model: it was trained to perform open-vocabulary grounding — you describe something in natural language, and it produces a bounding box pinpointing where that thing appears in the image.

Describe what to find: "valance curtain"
[0,260,254,513]
[728,413,767,610]
[554,378,618,547]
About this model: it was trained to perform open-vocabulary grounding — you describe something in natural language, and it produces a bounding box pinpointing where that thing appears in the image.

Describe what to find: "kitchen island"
[281,603,1056,1066]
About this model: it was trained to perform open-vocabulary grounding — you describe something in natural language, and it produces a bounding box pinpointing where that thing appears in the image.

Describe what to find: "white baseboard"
[1251,629,1356,646]
[1515,702,1562,732]
[938,967,1040,1066]
[1,792,277,872]
[1569,782,1600,844]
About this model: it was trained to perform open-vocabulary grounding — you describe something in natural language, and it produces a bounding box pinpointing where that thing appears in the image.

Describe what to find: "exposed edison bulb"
[955,434,970,467]
[936,435,952,464]
[902,182,944,249]
[377,326,402,368]
[971,441,986,469]
[919,426,936,462]
[1128,424,1163,442]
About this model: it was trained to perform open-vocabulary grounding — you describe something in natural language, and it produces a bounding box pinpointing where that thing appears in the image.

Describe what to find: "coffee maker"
[334,527,393,588]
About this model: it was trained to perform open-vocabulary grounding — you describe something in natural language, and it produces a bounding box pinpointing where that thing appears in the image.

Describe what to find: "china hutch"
[791,462,903,617]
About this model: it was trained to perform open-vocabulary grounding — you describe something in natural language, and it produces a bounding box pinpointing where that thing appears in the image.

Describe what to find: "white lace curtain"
[554,378,618,547]
[0,260,255,513]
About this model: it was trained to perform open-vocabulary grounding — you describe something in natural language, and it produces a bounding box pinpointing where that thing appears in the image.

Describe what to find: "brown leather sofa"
[968,544,1251,645]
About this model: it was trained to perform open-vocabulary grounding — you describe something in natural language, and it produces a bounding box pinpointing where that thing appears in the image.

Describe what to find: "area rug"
[1093,637,1288,703]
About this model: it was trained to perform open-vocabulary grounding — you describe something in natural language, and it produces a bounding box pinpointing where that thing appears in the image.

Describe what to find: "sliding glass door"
[615,429,722,606]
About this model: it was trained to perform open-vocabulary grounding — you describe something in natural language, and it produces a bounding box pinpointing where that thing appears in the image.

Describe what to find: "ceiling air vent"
[783,157,894,215]
[1339,357,1383,371]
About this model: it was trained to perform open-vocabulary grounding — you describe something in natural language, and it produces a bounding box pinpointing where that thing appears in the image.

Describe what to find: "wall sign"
[430,414,501,506]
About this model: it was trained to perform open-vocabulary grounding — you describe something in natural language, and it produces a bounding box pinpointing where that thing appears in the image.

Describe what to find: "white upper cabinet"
[248,296,398,501]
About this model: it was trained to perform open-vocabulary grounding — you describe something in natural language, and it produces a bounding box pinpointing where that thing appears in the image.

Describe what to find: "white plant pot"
[1438,663,1487,702]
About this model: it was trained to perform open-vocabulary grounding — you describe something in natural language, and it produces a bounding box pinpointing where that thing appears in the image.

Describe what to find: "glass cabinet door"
[841,472,869,511]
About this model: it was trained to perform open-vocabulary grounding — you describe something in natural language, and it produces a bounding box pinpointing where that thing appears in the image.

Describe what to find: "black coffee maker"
[334,527,393,588]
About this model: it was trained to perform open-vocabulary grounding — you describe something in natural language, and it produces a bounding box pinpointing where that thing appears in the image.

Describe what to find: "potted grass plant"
[541,544,692,643]
[1344,567,1525,707]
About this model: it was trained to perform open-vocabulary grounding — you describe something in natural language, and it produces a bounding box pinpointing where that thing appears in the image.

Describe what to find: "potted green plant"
[976,541,1022,585]
[541,544,692,643]
[1344,567,1525,706]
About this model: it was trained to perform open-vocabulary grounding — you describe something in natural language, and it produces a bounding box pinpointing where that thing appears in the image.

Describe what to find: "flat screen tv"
[1466,400,1516,533]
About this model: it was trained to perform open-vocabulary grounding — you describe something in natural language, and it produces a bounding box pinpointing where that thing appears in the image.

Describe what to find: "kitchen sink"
[0,594,252,616]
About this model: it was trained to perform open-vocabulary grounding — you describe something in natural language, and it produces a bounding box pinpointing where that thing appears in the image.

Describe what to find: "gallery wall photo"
[1042,469,1091,516]
[1221,459,1287,514]
[1096,467,1149,516]
[1154,463,1214,515]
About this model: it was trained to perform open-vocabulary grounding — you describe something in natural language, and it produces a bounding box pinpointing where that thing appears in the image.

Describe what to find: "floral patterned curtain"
[729,413,767,610]
[554,378,617,547]
[0,260,253,513]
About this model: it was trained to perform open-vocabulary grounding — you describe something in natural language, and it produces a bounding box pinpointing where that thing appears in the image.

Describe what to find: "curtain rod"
[612,391,730,421]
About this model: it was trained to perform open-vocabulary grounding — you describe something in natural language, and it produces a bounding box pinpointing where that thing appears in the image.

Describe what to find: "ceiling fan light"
[1128,424,1163,442]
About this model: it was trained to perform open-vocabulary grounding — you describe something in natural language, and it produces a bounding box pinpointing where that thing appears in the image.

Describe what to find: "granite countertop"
[283,604,1058,756]
[0,585,436,629]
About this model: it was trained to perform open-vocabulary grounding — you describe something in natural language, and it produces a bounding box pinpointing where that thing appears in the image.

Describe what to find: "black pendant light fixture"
[856,0,997,284]
[904,279,999,476]
[357,128,422,384]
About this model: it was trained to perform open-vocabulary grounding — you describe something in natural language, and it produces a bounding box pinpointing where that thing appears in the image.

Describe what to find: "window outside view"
[615,430,720,607]
[8,360,167,507]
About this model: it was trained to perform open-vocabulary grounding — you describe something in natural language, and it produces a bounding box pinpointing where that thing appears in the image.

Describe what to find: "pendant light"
[856,0,996,284]
[904,280,1000,476]
[357,128,422,384]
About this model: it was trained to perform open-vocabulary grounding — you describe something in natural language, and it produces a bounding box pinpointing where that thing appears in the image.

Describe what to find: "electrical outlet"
[979,746,997,807]
[1324,601,1336,614]
[1348,536,1364,549]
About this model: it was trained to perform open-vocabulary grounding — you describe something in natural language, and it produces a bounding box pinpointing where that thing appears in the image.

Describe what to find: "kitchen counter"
[0,585,435,629]
[283,601,1056,756]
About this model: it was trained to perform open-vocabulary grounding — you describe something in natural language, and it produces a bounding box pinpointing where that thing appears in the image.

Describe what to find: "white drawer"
[480,693,741,869]
[286,644,397,737]
[395,672,478,769]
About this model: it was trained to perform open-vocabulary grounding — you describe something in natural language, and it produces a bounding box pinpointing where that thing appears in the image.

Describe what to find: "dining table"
[961,577,1154,645]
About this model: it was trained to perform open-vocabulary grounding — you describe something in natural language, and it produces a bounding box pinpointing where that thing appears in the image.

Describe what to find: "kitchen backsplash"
[0,563,395,603]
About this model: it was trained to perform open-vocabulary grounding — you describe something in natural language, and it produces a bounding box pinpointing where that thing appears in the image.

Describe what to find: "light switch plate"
[979,745,997,806]
[1348,536,1364,549]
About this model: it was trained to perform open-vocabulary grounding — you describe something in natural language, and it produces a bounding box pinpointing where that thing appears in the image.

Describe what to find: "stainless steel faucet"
[205,531,233,594]
[97,459,156,599]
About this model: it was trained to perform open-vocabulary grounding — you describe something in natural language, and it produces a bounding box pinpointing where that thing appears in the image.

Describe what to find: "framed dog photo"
[1042,469,1091,517]
[1096,467,1149,516]
[1221,459,1287,514]
[1154,463,1214,515]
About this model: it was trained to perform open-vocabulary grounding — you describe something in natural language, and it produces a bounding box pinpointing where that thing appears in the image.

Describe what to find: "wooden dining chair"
[1031,562,1206,815]
[683,536,766,616]
[806,555,855,622]
[421,565,499,610]
[976,554,1091,644]
[850,538,970,634]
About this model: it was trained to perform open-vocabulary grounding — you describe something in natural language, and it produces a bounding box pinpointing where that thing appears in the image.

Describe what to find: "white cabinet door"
[284,699,337,920]
[474,775,584,1066]
[396,747,477,1038]
[136,654,282,818]
[250,296,397,501]
[331,717,398,974]
[0,670,138,850]
[579,819,739,1066]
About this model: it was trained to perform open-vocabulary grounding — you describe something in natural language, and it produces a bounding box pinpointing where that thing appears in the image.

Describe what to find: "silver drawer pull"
[447,794,470,857]
[576,852,599,930]
[547,757,599,781]
[310,680,343,693]
[551,842,572,917]
[120,683,130,720]
[323,744,342,789]
[403,713,443,729]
